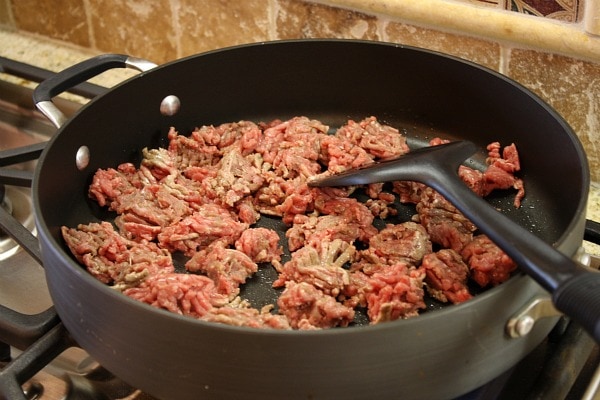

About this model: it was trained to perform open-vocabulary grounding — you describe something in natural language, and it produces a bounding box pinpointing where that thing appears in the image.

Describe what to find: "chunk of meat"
[88,163,146,208]
[461,234,517,287]
[201,305,291,329]
[319,134,374,173]
[277,281,355,329]
[234,227,283,264]
[201,146,265,207]
[61,222,174,290]
[157,203,248,256]
[364,263,426,323]
[185,241,258,299]
[273,239,355,297]
[256,116,328,178]
[335,116,410,160]
[123,273,230,318]
[422,249,472,304]
[285,192,378,251]
[415,187,476,253]
[364,222,432,265]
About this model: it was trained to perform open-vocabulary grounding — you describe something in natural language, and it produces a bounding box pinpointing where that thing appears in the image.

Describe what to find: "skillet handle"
[33,54,157,128]
[552,274,600,342]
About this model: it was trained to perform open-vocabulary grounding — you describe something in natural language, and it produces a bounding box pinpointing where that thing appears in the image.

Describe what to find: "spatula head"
[308,140,479,187]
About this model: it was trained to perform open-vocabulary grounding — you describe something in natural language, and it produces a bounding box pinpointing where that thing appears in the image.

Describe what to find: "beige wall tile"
[88,0,177,63]
[275,0,380,40]
[384,22,501,71]
[508,49,600,182]
[11,0,89,47]
[177,0,271,58]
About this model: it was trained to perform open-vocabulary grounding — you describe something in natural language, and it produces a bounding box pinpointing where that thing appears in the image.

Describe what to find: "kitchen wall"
[0,0,599,183]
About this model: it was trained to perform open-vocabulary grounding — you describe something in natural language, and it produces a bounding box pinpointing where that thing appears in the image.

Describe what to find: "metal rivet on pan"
[514,315,535,337]
[76,145,90,171]
[160,95,181,116]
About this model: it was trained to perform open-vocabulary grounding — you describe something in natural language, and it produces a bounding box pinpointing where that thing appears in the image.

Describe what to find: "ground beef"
[364,222,432,266]
[285,192,378,251]
[61,222,174,289]
[157,203,248,256]
[335,116,410,160]
[88,163,141,208]
[185,241,258,299]
[313,192,378,239]
[286,214,358,252]
[201,304,291,329]
[273,239,355,297]
[364,263,426,323]
[256,116,328,177]
[414,187,476,253]
[112,180,194,241]
[319,134,374,174]
[277,281,355,329]
[422,249,472,304]
[461,234,517,287]
[200,146,265,207]
[234,227,283,265]
[274,181,316,224]
[392,180,427,204]
[123,273,230,318]
[64,116,525,330]
[167,126,220,170]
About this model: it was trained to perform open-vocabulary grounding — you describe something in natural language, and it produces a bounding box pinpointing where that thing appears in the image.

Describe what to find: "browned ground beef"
[62,116,524,330]
[185,240,258,299]
[422,249,472,304]
[273,239,355,297]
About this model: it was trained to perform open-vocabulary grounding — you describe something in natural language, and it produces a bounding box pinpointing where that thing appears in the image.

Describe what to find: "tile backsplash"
[0,0,599,183]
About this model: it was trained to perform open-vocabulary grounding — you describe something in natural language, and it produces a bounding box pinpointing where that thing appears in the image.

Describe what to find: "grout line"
[169,0,183,58]
[498,45,511,75]
[312,0,600,63]
[81,0,96,50]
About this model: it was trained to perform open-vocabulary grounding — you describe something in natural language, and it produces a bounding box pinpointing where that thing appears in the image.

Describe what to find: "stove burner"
[0,186,34,260]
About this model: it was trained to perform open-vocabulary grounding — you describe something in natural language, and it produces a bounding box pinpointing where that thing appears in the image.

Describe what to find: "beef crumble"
[62,116,525,329]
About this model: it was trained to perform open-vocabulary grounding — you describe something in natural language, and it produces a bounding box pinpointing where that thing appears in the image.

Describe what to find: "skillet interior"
[36,40,587,303]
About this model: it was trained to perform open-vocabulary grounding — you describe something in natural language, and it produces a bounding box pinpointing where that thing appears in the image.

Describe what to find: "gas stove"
[0,56,599,400]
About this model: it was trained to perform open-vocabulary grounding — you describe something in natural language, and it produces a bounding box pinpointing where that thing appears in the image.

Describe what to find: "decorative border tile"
[468,0,582,21]
[508,0,581,22]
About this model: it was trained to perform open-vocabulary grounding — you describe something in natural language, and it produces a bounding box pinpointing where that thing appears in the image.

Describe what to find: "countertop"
[1,29,599,256]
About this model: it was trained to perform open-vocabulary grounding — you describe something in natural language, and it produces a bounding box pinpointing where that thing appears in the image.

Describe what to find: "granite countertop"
[1,29,599,256]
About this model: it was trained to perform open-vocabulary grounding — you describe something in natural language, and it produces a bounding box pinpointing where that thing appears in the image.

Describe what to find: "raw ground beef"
[234,227,283,265]
[62,222,174,290]
[462,234,517,287]
[123,273,230,318]
[277,281,355,329]
[201,304,291,329]
[63,116,524,330]
[157,203,248,256]
[364,263,426,323]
